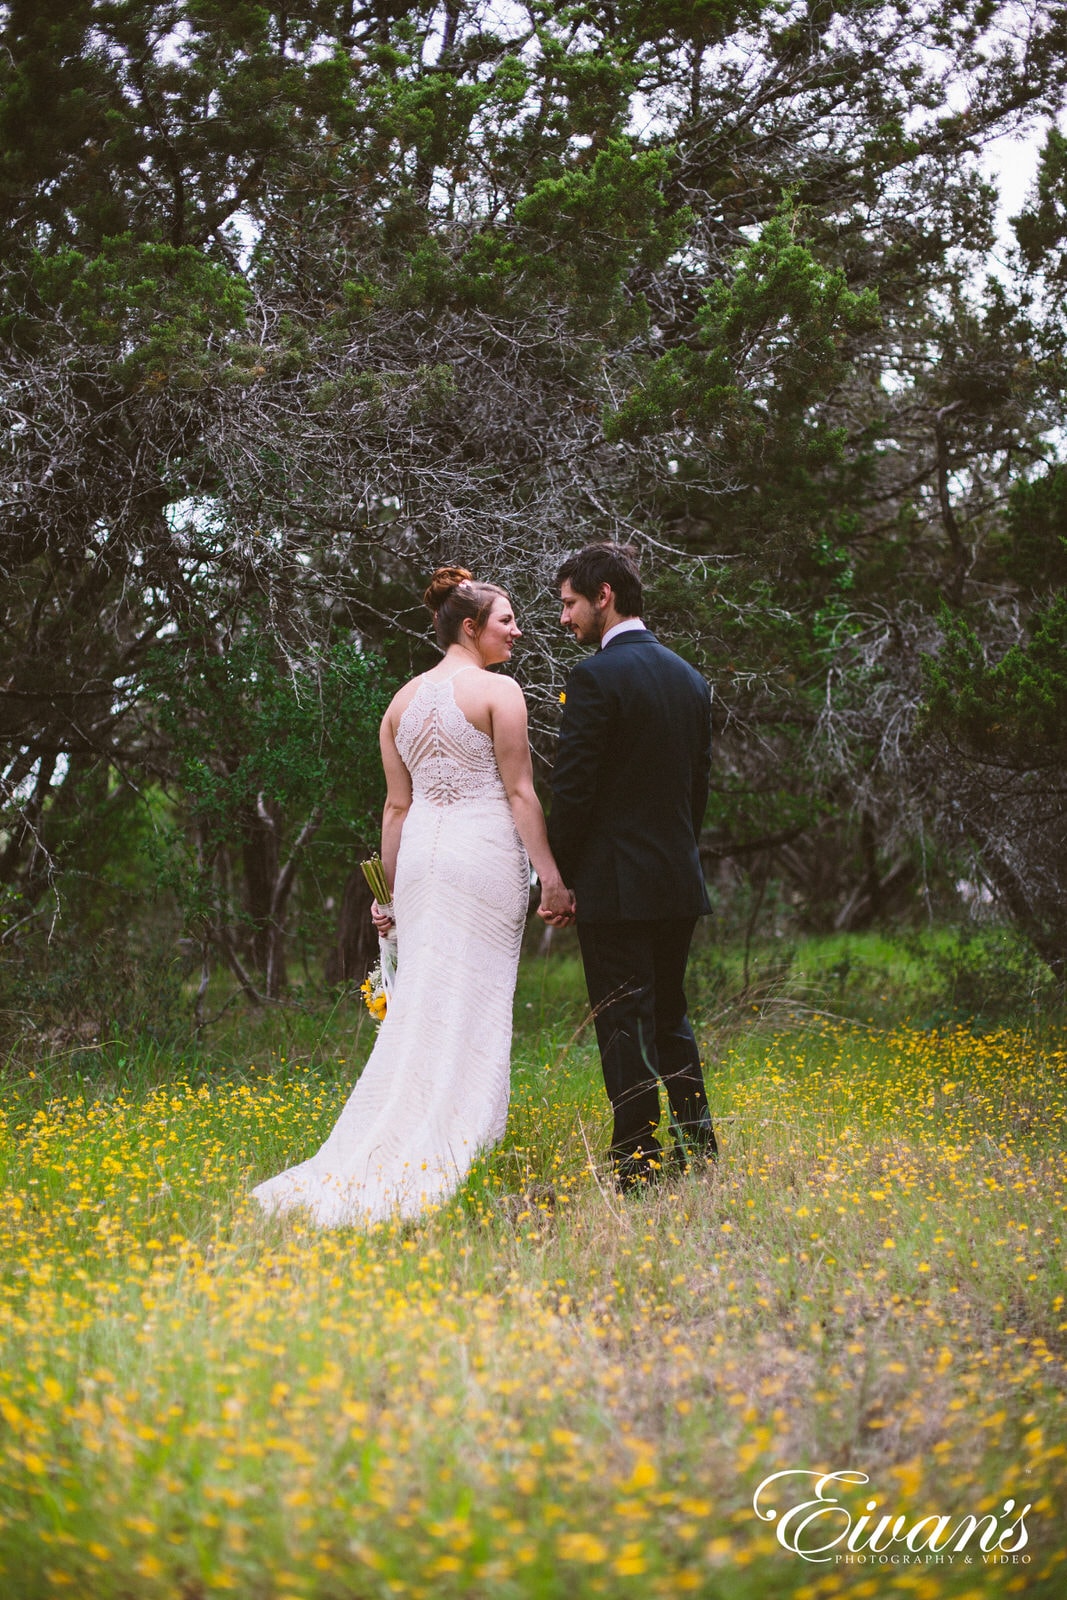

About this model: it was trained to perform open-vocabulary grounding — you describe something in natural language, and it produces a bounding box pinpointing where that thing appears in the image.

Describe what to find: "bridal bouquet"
[360,965,388,1024]
[360,854,397,1001]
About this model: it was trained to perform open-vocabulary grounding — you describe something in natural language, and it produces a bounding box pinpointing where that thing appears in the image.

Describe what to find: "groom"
[544,543,717,1190]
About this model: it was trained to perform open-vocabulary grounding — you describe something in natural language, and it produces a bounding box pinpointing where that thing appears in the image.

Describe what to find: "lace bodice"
[396,674,507,807]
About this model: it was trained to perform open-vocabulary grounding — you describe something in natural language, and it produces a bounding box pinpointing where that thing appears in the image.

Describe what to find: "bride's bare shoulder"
[487,672,525,703]
[484,674,528,729]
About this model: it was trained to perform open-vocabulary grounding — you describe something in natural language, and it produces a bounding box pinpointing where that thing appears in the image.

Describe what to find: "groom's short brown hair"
[555,543,643,617]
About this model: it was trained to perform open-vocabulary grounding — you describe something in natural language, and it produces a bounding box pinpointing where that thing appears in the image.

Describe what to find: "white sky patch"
[984,118,1060,233]
[978,110,1063,290]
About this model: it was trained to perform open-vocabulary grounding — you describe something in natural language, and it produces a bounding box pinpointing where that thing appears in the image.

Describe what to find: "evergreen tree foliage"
[2,0,1067,1000]
[145,630,393,1002]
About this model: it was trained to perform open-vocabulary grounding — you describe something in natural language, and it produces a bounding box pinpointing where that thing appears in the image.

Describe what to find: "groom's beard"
[566,616,604,648]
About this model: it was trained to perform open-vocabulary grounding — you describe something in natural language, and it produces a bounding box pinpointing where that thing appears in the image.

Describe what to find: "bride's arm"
[490,680,575,924]
[378,712,413,904]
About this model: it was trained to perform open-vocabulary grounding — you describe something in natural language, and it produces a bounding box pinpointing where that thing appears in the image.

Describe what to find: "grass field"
[1,936,1065,1598]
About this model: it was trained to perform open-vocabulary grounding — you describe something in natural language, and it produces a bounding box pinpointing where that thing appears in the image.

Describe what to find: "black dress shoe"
[670,1114,718,1173]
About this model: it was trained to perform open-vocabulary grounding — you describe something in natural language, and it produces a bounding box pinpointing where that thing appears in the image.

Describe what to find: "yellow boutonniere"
[559,691,566,705]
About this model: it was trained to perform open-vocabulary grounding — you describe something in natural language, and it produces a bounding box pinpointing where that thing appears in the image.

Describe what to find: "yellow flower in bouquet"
[359,856,396,1019]
[360,966,388,1023]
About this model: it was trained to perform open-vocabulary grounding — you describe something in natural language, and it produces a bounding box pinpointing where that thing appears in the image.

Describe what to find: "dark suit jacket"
[548,629,712,923]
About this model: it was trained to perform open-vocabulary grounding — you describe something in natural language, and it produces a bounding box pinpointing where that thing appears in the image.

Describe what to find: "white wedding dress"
[251,669,529,1227]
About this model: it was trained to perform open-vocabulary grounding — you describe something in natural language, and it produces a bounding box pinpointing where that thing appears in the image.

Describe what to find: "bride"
[251,566,575,1227]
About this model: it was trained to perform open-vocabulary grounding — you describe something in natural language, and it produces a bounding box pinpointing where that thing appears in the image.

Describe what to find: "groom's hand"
[537,882,576,927]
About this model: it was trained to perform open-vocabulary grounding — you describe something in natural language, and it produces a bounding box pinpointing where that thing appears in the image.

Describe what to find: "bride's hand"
[370,899,395,934]
[537,880,576,927]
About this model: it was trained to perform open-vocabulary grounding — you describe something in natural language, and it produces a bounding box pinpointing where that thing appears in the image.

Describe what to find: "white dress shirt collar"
[600,617,647,649]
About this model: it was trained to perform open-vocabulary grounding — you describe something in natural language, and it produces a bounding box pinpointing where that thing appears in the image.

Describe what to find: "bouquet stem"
[361,854,397,998]
[360,855,391,904]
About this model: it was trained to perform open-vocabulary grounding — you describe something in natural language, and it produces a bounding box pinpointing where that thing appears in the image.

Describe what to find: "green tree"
[147,630,393,1009]
[922,592,1067,985]
[3,0,1067,991]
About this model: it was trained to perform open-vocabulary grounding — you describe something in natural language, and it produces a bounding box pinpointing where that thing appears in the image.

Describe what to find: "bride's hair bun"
[423,565,474,613]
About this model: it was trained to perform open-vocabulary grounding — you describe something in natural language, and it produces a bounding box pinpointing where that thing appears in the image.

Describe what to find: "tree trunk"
[832,812,916,931]
[325,867,378,986]
[241,797,286,991]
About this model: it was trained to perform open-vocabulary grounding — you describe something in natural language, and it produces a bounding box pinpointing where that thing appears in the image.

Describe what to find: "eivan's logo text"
[753,1470,1032,1565]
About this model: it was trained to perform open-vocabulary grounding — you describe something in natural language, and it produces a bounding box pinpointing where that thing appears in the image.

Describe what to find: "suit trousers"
[576,917,716,1184]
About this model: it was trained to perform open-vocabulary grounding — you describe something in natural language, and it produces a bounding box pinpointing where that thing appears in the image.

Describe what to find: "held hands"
[537,878,576,928]
[375,889,572,930]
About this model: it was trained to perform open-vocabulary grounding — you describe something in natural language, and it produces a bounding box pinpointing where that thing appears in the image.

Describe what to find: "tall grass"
[0,936,1064,1597]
